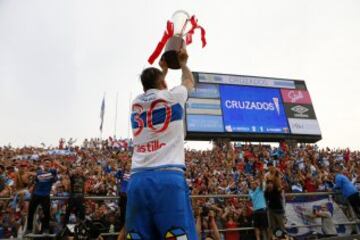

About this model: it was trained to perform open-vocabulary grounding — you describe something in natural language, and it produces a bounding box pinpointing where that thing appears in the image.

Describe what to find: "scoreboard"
[185,72,322,142]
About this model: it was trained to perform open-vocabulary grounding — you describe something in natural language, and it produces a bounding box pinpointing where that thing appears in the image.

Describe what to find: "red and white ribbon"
[147,21,174,64]
[185,15,207,48]
[147,15,206,64]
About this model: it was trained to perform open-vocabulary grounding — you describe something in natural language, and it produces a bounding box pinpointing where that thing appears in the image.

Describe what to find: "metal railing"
[0,191,359,238]
[0,191,340,201]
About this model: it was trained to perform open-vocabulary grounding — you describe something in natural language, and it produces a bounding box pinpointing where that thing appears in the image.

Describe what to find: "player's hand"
[159,57,168,73]
[178,48,188,67]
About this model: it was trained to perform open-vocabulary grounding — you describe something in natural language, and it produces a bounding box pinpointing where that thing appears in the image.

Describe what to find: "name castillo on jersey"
[130,86,188,171]
[135,139,166,153]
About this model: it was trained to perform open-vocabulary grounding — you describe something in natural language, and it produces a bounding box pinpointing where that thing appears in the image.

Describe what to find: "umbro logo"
[291,105,309,118]
[291,105,308,114]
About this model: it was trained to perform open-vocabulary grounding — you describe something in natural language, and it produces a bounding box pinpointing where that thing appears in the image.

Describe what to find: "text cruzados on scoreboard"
[219,85,289,133]
[224,100,278,111]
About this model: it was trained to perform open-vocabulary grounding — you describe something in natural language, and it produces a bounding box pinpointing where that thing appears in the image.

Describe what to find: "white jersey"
[130,85,188,172]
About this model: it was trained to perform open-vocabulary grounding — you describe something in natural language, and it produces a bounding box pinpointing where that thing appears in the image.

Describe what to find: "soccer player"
[125,48,197,239]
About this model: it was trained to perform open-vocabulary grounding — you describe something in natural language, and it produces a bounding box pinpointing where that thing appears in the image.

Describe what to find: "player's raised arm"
[159,57,168,78]
[178,48,195,91]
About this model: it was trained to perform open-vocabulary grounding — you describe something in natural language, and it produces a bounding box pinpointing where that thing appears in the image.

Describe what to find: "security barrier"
[0,192,359,239]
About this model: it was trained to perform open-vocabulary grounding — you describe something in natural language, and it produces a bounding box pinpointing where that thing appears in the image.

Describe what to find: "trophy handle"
[171,10,191,37]
[171,10,190,18]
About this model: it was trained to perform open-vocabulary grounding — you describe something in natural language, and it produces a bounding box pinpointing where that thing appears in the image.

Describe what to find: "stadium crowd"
[0,138,360,239]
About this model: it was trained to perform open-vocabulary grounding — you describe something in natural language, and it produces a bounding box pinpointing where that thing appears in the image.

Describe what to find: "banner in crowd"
[285,196,353,237]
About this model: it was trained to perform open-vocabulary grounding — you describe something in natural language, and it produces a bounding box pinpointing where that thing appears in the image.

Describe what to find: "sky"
[0,0,360,149]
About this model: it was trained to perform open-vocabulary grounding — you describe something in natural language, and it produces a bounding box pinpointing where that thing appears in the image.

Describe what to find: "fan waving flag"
[100,95,105,132]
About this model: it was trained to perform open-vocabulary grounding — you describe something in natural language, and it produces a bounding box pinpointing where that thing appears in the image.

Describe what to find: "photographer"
[311,204,337,238]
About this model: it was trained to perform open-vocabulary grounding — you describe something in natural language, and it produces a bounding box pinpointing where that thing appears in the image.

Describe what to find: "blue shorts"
[125,170,197,240]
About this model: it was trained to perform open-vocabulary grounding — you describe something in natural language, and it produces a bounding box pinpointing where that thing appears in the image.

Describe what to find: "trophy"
[148,10,206,69]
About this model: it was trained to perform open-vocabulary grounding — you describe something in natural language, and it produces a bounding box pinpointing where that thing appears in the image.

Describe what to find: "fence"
[192,192,360,236]
[0,192,359,239]
[0,190,342,201]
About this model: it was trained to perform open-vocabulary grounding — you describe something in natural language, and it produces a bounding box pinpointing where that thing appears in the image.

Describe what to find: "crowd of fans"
[0,138,360,239]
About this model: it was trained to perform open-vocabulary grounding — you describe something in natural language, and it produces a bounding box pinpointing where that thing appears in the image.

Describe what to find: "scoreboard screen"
[185,72,321,142]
